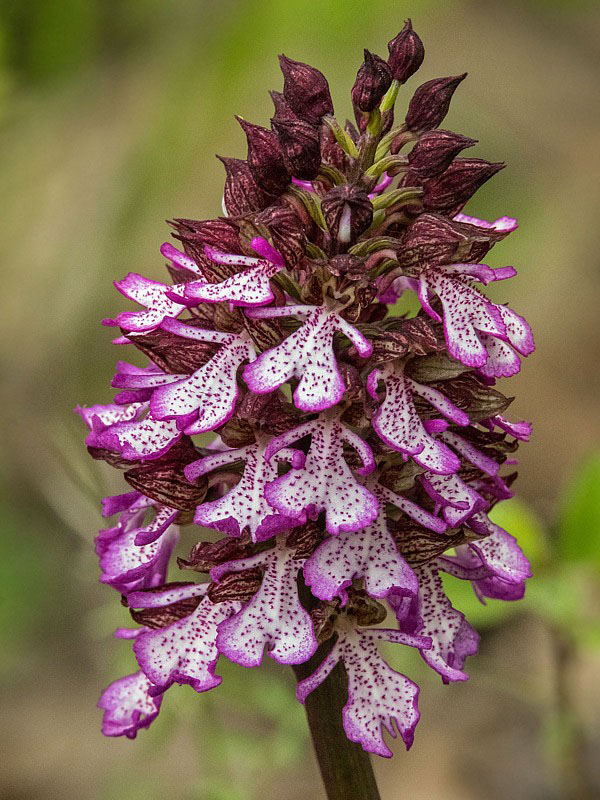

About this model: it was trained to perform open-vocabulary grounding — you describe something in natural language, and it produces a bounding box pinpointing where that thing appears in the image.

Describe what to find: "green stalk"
[293,650,382,800]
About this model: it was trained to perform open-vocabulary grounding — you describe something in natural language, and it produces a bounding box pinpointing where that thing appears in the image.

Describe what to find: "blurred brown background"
[1,1,599,798]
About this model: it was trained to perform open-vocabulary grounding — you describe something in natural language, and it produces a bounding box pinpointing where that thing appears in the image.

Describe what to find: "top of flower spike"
[82,17,534,761]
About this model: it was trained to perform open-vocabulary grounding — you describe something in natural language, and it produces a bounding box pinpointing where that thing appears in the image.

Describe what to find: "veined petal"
[215,541,317,666]
[98,671,163,738]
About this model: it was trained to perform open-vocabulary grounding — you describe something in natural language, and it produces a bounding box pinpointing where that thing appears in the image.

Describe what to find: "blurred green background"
[0,1,599,798]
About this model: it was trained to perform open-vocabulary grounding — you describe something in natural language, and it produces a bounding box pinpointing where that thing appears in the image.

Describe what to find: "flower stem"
[293,648,381,800]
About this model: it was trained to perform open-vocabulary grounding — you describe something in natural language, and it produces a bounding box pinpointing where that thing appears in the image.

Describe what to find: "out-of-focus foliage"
[556,452,600,569]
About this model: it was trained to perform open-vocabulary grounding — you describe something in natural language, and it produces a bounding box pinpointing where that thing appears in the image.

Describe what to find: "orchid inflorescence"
[77,19,534,758]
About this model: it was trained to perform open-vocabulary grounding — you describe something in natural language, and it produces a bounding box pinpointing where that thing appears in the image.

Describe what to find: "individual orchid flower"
[80,20,535,787]
[212,539,318,667]
[303,480,418,603]
[264,411,379,535]
[296,617,431,756]
[87,401,183,461]
[115,324,256,435]
[367,361,468,474]
[243,304,372,412]
[391,560,480,683]
[418,265,534,374]
[182,237,285,307]
[184,434,305,540]
[441,545,527,603]
[103,273,188,333]
[132,594,240,694]
[98,671,164,739]
[420,470,489,527]
[96,492,179,592]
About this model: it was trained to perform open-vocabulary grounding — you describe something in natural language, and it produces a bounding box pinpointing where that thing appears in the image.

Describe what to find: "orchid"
[78,19,534,794]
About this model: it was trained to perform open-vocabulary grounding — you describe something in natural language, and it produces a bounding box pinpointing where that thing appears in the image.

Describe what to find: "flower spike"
[80,24,534,761]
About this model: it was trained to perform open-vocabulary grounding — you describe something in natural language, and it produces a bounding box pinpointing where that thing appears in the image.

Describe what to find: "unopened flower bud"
[397,211,507,268]
[408,129,477,177]
[319,124,347,170]
[217,156,269,215]
[405,74,467,132]
[236,117,290,197]
[321,184,373,244]
[269,90,297,123]
[271,117,321,180]
[387,19,425,83]
[327,254,367,279]
[255,203,306,267]
[170,217,241,255]
[420,158,505,213]
[279,54,334,125]
[352,49,392,113]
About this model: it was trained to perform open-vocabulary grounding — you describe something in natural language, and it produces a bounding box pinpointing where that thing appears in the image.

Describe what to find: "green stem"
[293,646,381,800]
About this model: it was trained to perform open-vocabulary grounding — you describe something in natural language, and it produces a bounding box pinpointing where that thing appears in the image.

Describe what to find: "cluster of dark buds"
[78,19,534,758]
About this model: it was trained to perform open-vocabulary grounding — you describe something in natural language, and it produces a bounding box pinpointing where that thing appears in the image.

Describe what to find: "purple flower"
[264,413,379,536]
[98,671,163,739]
[392,561,480,683]
[213,540,318,667]
[244,304,371,412]
[133,594,239,694]
[79,20,534,757]
[297,620,430,756]
[184,435,304,541]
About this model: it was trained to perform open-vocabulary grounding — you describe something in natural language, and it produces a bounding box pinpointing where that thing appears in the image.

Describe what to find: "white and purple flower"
[84,23,534,763]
